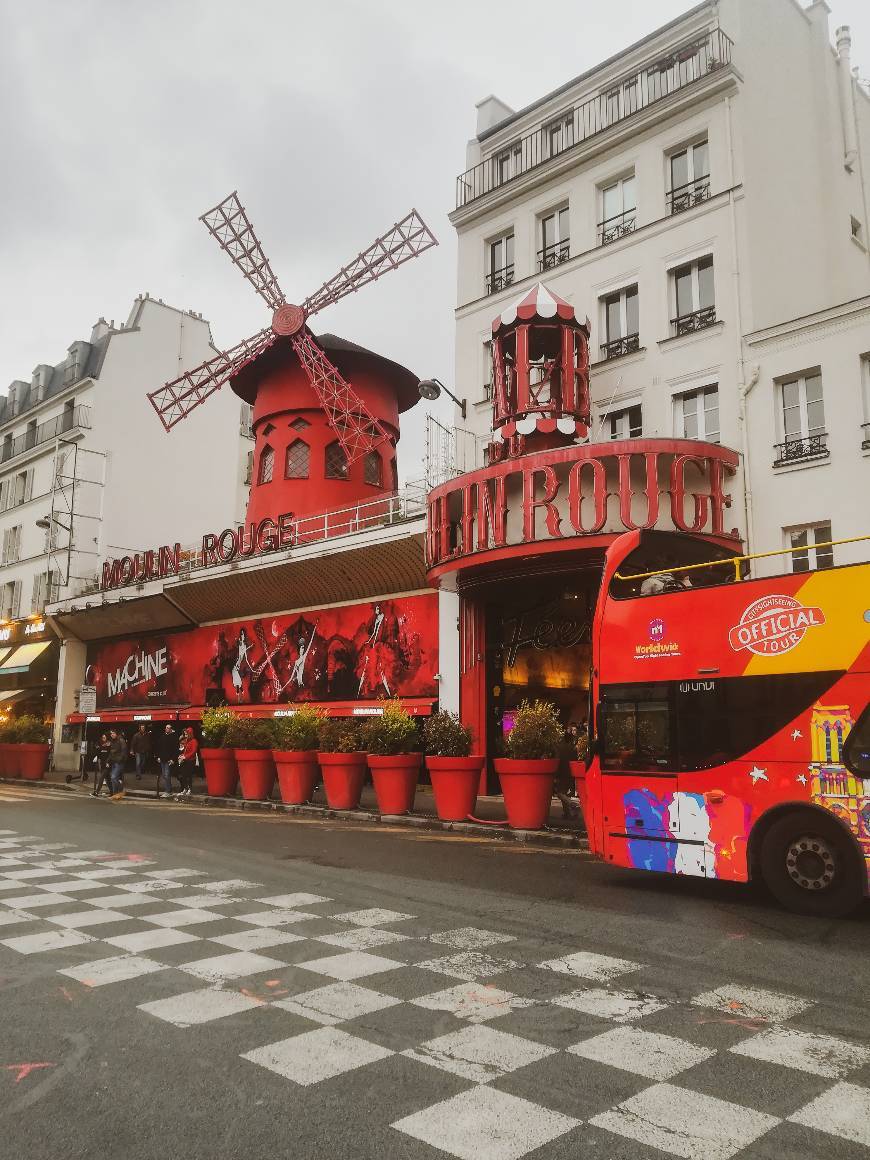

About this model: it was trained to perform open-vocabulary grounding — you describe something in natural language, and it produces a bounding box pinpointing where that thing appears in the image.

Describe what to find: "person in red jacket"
[176,728,199,799]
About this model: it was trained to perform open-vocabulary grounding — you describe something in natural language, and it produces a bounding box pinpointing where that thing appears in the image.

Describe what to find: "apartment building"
[449,0,870,573]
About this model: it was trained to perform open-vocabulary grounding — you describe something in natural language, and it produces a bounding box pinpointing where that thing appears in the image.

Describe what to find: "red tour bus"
[579,529,870,916]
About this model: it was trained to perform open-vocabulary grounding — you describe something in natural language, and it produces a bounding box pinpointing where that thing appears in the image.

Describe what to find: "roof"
[0,335,110,428]
[492,283,584,332]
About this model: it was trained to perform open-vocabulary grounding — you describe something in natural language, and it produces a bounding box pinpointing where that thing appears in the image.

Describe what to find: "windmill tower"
[147,192,437,523]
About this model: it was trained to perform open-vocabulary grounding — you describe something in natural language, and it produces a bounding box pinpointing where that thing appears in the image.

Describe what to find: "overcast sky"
[1,0,867,483]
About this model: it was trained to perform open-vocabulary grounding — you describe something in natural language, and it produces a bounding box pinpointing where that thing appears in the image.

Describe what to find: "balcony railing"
[538,241,571,270]
[600,333,641,360]
[668,174,711,214]
[671,306,717,336]
[773,433,829,467]
[455,28,733,208]
[0,405,91,465]
[862,421,870,450]
[485,264,515,295]
[599,211,636,246]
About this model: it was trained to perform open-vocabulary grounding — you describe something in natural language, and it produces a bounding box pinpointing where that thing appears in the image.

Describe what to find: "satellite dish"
[417,379,442,402]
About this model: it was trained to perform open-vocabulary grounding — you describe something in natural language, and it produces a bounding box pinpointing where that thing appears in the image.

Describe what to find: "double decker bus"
[579,529,870,916]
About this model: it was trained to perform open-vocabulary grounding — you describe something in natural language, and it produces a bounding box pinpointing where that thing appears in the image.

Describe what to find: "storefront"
[0,616,58,725]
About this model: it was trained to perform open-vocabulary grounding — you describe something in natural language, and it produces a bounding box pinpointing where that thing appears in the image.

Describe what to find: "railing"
[538,241,571,270]
[862,421,870,450]
[598,211,636,246]
[482,382,493,402]
[0,406,91,465]
[671,306,717,336]
[668,174,711,214]
[600,334,641,360]
[485,264,515,295]
[773,433,829,467]
[455,28,733,208]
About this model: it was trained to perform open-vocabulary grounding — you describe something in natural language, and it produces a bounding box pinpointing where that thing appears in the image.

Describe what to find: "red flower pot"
[201,748,239,797]
[426,756,484,821]
[234,748,276,801]
[18,743,49,781]
[494,758,558,830]
[318,752,367,810]
[0,742,11,777]
[3,743,21,779]
[368,753,422,815]
[274,750,318,805]
[569,759,587,816]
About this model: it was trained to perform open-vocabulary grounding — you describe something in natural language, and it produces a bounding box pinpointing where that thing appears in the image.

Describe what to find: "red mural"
[85,594,439,709]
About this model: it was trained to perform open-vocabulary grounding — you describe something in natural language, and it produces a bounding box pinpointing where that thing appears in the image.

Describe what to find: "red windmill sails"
[147,191,437,465]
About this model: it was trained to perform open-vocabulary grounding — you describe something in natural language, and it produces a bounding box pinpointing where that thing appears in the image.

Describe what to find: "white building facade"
[449,0,870,573]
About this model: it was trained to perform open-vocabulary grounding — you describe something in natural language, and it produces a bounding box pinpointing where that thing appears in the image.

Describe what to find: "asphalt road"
[1,783,868,1160]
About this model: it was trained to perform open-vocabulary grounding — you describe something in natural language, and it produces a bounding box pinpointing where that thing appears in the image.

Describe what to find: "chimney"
[475,94,515,136]
[835,26,859,172]
[90,317,111,343]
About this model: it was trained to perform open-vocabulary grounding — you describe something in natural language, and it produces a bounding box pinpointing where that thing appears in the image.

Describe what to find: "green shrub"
[317,716,364,754]
[201,707,236,748]
[359,700,420,756]
[0,718,17,743]
[504,699,563,760]
[273,705,323,751]
[225,716,276,750]
[422,711,474,758]
[14,715,49,744]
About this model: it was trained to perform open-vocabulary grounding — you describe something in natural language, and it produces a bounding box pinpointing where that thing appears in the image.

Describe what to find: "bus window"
[843,704,870,776]
[601,688,671,772]
[609,531,743,600]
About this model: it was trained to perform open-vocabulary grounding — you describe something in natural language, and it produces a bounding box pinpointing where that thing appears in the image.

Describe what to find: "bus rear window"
[602,698,670,772]
[844,704,870,776]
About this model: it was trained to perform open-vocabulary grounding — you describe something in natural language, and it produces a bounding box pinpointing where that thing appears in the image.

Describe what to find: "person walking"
[176,728,199,799]
[107,730,129,800]
[130,724,152,781]
[157,724,178,798]
[91,733,111,797]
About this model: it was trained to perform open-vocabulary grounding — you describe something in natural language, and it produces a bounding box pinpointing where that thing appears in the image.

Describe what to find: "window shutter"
[12,580,21,618]
[0,481,8,511]
[24,470,33,503]
[1,529,8,564]
[31,574,43,613]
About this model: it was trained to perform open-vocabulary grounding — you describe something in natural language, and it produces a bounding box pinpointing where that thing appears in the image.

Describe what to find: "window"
[850,216,863,244]
[13,470,33,506]
[539,207,570,270]
[600,285,639,359]
[601,692,671,772]
[285,439,309,479]
[546,115,574,156]
[843,703,870,777]
[363,451,383,487]
[0,580,21,619]
[63,355,78,386]
[239,403,253,437]
[289,417,310,432]
[787,522,833,573]
[2,525,21,565]
[1,434,11,463]
[608,405,642,440]
[486,234,514,294]
[599,175,636,244]
[493,143,522,187]
[24,420,37,450]
[668,139,710,213]
[31,570,60,613]
[672,256,715,334]
[776,372,826,464]
[482,340,493,402]
[244,450,253,486]
[325,441,349,480]
[62,399,75,433]
[676,385,719,442]
[258,444,274,485]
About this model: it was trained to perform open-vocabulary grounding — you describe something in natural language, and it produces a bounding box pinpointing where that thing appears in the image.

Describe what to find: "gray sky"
[1,0,867,482]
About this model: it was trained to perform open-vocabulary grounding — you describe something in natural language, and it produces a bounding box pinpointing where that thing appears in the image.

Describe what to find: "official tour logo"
[728,594,826,657]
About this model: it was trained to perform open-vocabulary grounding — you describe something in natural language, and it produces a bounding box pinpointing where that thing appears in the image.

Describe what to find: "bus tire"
[760,811,864,918]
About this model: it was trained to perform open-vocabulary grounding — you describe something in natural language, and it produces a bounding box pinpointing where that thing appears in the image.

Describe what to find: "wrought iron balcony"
[862,421,870,450]
[455,28,733,209]
[668,175,711,214]
[671,306,717,336]
[538,241,571,270]
[600,333,641,360]
[599,211,636,246]
[482,382,493,402]
[0,405,91,466]
[485,265,515,295]
[773,433,829,467]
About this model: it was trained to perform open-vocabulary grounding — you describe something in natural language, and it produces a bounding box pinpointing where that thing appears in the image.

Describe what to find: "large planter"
[3,743,21,779]
[0,742,11,777]
[234,748,276,801]
[18,743,50,781]
[494,758,558,830]
[274,749,318,805]
[368,753,422,815]
[318,752,367,810]
[426,756,484,822]
[201,747,239,798]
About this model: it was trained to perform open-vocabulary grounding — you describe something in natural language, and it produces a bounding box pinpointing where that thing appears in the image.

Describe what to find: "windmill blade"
[147,327,276,431]
[200,191,286,311]
[291,329,392,466]
[302,210,438,319]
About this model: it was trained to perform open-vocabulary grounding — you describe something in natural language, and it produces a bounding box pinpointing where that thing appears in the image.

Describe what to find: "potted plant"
[361,700,422,815]
[494,699,562,830]
[0,718,16,777]
[273,706,323,805]
[317,717,367,810]
[423,711,482,822]
[16,715,50,780]
[226,716,276,801]
[200,707,239,797]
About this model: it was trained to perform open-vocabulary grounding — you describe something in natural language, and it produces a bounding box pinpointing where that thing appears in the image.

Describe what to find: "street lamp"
[418,378,467,421]
[36,514,71,533]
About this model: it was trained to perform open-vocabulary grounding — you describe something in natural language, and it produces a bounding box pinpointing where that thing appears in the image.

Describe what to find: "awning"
[0,641,53,673]
[66,708,180,725]
[0,689,31,703]
[178,698,437,721]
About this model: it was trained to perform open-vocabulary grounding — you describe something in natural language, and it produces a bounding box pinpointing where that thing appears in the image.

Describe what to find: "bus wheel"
[760,812,864,917]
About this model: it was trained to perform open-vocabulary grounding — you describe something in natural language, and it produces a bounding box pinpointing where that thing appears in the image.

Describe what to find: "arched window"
[325,441,349,480]
[258,444,274,485]
[363,450,382,487]
[285,439,310,479]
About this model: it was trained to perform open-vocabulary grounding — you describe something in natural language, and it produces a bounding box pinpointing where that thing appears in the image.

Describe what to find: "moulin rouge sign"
[426,441,739,571]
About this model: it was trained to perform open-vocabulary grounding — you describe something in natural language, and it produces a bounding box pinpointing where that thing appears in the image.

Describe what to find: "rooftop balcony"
[455,28,733,210]
[0,405,91,468]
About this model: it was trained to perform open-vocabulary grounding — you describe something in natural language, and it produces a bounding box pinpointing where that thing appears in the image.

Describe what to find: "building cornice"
[743,296,870,350]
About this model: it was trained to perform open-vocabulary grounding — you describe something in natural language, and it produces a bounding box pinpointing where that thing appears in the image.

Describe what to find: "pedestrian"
[176,727,199,799]
[157,723,178,798]
[107,729,128,800]
[91,733,111,797]
[130,724,152,781]
[555,724,581,820]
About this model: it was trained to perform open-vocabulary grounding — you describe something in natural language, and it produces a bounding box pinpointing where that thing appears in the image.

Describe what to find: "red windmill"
[147,191,437,524]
